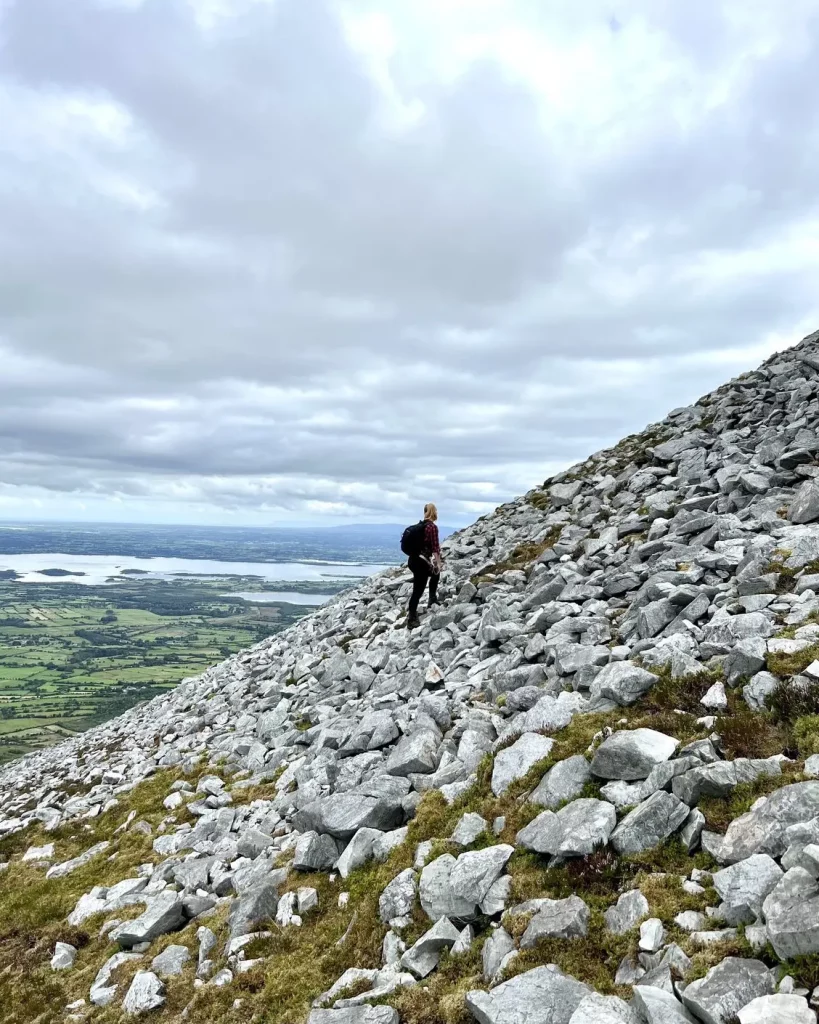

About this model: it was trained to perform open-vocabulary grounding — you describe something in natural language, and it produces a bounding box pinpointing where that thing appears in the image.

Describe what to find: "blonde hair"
[423,503,438,522]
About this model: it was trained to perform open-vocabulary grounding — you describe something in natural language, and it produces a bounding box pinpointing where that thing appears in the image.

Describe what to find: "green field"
[0,577,325,764]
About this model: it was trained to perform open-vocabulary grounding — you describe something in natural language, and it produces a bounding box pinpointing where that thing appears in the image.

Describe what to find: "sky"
[1,0,818,528]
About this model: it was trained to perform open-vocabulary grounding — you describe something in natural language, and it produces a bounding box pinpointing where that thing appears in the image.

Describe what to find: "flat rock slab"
[465,965,591,1024]
[604,889,649,934]
[681,957,774,1024]
[293,792,405,840]
[738,994,817,1024]
[113,892,186,948]
[520,895,590,947]
[307,1009,399,1024]
[568,993,641,1024]
[492,734,555,796]
[591,729,679,781]
[516,799,616,858]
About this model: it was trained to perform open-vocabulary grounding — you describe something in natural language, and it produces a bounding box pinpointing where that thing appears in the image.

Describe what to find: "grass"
[470,529,562,585]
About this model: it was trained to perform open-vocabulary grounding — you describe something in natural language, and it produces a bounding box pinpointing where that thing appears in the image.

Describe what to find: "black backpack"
[400,521,426,557]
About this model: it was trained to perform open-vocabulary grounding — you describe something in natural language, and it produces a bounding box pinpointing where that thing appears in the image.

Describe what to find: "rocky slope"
[4,330,819,1024]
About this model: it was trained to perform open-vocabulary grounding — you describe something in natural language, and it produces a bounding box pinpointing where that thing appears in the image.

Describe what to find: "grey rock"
[712,854,783,925]
[520,895,590,947]
[420,855,479,921]
[293,791,404,840]
[482,926,516,983]
[113,892,186,948]
[123,971,166,1015]
[465,965,591,1024]
[568,993,641,1024]
[743,671,780,712]
[481,875,512,916]
[531,756,592,809]
[386,730,441,777]
[681,958,774,1024]
[763,867,819,958]
[673,758,781,807]
[738,994,816,1024]
[228,881,280,939]
[492,734,554,796]
[336,828,383,879]
[790,480,819,525]
[640,918,666,952]
[632,986,699,1024]
[591,729,679,781]
[611,791,689,854]
[451,813,489,846]
[516,799,616,857]
[50,942,77,970]
[294,831,339,872]
[604,889,649,934]
[704,782,819,864]
[379,868,417,924]
[401,917,461,978]
[306,1009,399,1024]
[450,845,514,904]
[151,944,191,977]
[589,662,659,706]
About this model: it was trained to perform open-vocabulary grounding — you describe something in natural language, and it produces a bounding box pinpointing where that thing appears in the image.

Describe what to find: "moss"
[641,664,725,717]
[767,643,819,679]
[526,491,550,512]
[794,715,819,757]
[502,908,632,996]
[295,715,313,732]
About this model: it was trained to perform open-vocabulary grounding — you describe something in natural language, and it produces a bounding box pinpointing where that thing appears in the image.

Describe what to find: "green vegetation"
[0,577,318,764]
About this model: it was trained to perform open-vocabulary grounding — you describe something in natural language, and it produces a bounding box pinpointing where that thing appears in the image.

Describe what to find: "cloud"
[0,0,817,525]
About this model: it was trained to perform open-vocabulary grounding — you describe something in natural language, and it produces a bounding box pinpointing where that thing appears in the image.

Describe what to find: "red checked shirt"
[423,521,441,559]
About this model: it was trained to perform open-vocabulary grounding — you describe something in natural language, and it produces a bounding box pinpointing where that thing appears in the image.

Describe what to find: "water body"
[0,553,391,601]
[231,591,332,606]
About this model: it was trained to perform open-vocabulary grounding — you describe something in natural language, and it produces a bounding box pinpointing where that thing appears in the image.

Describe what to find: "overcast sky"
[1,0,818,527]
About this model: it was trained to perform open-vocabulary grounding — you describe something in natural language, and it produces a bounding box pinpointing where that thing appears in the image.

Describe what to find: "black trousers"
[408,556,439,615]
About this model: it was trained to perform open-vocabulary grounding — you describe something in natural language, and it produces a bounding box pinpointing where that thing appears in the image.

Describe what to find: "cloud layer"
[1,0,818,524]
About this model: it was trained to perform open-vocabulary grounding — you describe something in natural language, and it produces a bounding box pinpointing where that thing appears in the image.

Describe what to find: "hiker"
[404,502,442,629]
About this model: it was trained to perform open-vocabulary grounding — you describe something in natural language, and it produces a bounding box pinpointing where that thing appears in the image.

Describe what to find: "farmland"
[0,576,333,764]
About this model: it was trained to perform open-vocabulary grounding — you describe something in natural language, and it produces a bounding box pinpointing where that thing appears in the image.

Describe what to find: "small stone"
[451,813,489,847]
[591,729,679,781]
[700,681,728,711]
[604,890,649,934]
[639,919,665,953]
[520,895,590,947]
[738,994,816,1024]
[50,942,77,971]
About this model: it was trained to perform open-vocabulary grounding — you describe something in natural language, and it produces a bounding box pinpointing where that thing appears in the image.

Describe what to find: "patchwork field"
[0,577,326,764]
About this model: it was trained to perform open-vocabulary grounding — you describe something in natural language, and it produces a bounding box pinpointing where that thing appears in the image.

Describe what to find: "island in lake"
[36,568,87,577]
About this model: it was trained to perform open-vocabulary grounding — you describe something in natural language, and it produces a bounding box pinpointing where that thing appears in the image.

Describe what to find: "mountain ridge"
[3,328,819,1023]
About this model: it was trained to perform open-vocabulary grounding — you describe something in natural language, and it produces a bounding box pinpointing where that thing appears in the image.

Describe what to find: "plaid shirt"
[423,520,441,559]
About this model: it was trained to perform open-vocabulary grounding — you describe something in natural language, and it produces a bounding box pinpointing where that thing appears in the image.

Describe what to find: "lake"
[0,553,392,604]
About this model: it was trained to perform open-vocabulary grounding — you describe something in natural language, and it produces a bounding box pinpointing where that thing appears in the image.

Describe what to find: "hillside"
[3,328,819,1024]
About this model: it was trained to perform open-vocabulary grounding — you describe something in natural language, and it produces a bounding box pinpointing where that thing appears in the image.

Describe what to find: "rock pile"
[4,329,819,1022]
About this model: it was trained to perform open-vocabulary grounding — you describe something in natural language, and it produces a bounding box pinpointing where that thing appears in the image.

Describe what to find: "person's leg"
[408,559,429,623]
[428,573,440,606]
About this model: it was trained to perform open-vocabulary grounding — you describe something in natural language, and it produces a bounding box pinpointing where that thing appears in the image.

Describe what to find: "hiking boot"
[428,597,442,607]
[407,612,420,630]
